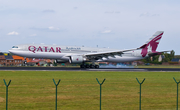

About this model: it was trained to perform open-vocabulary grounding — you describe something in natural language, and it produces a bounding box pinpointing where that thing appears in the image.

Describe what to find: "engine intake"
[69,55,84,64]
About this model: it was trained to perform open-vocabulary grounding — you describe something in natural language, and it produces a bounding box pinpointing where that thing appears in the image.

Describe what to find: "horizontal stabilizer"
[148,50,172,56]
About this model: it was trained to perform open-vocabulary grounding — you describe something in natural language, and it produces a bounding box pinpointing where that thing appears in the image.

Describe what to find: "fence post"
[53,79,61,110]
[173,77,180,110]
[96,78,106,110]
[3,79,11,110]
[136,78,145,110]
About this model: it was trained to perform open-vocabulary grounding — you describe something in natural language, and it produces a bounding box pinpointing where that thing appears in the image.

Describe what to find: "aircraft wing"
[84,48,139,60]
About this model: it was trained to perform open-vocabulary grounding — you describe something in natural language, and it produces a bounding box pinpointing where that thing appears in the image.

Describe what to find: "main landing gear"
[80,64,99,69]
[24,57,27,66]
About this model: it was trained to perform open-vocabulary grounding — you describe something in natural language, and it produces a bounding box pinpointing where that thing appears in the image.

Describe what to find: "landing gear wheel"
[24,60,27,66]
[85,64,90,68]
[95,65,99,69]
[80,64,85,68]
[90,64,95,68]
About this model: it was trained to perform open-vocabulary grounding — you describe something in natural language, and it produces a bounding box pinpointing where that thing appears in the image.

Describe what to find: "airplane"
[9,31,167,68]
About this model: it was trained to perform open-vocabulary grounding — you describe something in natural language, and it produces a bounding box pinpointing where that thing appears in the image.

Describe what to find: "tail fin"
[140,31,164,57]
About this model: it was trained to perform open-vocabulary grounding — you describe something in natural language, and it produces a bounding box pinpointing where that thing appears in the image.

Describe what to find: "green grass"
[0,71,180,110]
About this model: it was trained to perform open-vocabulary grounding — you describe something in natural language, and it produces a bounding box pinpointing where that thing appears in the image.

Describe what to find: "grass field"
[0,71,180,110]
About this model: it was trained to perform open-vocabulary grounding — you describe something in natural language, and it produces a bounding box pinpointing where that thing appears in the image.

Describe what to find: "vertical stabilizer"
[140,31,164,57]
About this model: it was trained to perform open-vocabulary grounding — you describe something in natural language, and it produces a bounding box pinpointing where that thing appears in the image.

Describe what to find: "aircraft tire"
[90,64,95,68]
[80,64,85,68]
[95,65,99,69]
[85,64,90,68]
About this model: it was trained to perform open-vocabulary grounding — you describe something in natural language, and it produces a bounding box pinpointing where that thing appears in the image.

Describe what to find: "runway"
[0,67,180,71]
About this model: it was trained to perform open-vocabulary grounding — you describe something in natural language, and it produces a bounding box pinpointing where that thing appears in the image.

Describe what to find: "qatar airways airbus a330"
[9,31,167,68]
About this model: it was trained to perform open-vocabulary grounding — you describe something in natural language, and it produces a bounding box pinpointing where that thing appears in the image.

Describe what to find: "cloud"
[29,34,37,36]
[42,9,55,13]
[140,12,160,17]
[115,11,120,13]
[105,11,120,14]
[30,26,64,32]
[73,7,78,9]
[152,14,160,17]
[140,12,149,17]
[48,26,59,31]
[101,30,112,33]
[7,31,19,35]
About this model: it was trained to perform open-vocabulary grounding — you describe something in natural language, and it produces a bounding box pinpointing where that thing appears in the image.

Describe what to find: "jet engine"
[55,59,68,63]
[69,55,84,64]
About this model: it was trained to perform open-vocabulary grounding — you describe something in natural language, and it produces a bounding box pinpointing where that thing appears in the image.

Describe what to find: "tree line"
[142,50,175,64]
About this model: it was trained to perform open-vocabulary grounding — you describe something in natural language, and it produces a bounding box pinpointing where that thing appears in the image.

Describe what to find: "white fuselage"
[9,44,145,63]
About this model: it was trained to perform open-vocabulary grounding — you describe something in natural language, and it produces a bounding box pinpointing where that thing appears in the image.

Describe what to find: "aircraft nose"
[9,49,15,54]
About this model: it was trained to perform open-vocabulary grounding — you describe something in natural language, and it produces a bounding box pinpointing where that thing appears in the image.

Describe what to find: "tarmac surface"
[0,67,180,71]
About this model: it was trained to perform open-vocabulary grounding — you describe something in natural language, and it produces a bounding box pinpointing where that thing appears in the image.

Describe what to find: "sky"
[0,0,180,54]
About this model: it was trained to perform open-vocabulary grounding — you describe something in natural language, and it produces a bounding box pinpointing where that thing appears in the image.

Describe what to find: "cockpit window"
[12,46,18,48]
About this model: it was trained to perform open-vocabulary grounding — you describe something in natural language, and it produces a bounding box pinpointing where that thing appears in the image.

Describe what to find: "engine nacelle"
[69,55,84,64]
[55,59,68,63]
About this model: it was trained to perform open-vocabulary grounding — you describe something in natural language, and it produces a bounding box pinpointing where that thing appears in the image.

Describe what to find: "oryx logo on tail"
[141,31,164,57]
